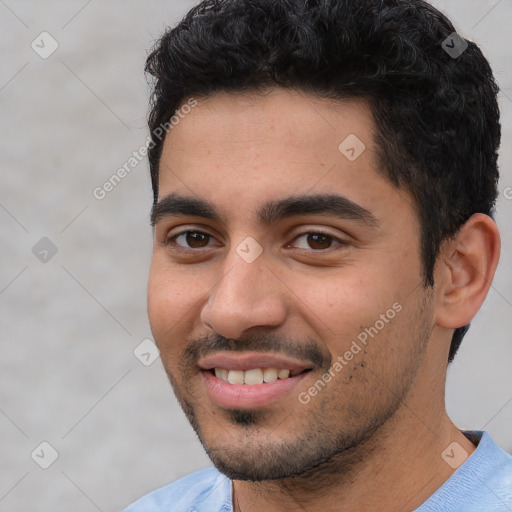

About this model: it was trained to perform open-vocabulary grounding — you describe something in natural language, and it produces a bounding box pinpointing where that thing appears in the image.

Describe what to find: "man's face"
[148,89,436,481]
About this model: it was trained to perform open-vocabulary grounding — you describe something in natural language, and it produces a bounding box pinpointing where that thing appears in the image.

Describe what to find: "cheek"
[147,255,211,352]
[147,259,188,343]
[296,267,411,364]
[299,271,388,328]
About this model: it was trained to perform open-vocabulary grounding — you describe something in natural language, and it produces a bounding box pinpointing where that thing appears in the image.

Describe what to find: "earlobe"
[435,213,501,329]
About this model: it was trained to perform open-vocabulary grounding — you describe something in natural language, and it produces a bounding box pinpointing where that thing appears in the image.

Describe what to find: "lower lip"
[202,370,310,409]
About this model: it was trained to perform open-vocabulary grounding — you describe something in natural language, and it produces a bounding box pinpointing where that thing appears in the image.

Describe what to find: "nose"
[200,249,287,340]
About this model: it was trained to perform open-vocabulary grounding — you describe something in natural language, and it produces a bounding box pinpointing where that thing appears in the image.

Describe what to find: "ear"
[434,213,501,329]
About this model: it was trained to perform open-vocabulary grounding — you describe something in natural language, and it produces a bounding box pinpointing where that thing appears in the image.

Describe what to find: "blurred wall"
[0,1,511,510]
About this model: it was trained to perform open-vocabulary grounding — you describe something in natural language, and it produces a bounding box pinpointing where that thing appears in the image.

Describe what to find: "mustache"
[182,331,332,370]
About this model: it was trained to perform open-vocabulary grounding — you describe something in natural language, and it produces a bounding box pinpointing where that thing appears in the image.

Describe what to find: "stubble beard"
[162,294,433,485]
[165,364,415,485]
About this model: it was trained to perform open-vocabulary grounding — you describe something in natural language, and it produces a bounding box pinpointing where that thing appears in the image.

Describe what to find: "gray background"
[0,1,511,510]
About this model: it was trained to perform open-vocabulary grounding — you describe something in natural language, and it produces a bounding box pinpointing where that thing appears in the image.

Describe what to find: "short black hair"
[144,0,501,364]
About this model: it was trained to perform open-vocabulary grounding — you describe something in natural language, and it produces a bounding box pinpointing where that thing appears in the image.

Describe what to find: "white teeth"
[263,368,278,382]
[227,370,244,385]
[244,368,264,385]
[214,368,228,381]
[213,368,295,384]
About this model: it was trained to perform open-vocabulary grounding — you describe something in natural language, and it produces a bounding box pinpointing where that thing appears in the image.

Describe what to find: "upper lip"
[198,352,314,372]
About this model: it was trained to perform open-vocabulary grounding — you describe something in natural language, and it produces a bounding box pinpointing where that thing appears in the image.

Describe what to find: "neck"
[233,413,474,512]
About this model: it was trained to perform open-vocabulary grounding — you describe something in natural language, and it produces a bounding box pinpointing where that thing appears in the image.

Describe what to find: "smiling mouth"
[208,367,312,385]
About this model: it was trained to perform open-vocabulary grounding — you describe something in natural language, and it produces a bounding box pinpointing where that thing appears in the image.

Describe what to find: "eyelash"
[164,229,347,253]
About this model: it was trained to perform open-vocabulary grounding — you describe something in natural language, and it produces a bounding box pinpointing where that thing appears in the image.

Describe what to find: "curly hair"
[144,0,501,364]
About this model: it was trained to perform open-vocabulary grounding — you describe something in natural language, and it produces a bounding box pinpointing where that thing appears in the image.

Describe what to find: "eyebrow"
[150,193,379,229]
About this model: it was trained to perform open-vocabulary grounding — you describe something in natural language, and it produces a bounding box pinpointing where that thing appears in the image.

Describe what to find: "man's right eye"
[165,231,216,249]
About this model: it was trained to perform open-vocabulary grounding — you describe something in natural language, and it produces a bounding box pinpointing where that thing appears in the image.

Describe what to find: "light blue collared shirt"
[123,431,512,512]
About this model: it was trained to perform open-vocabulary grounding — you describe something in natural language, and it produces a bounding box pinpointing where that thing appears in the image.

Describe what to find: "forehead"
[156,88,411,228]
[163,89,376,157]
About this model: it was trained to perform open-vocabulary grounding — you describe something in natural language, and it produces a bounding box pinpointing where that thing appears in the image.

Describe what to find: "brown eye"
[290,232,346,251]
[167,231,214,249]
[305,233,333,250]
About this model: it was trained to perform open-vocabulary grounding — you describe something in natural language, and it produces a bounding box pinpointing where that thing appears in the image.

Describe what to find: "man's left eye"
[289,232,346,251]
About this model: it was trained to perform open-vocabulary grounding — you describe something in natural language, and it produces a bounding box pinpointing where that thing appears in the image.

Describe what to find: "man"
[124,0,511,510]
